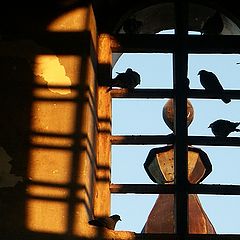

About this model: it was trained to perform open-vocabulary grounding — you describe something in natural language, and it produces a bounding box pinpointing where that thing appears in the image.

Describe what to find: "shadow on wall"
[0,4,99,239]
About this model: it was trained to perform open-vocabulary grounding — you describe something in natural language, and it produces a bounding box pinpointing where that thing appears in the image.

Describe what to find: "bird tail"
[221,96,231,104]
[234,121,240,132]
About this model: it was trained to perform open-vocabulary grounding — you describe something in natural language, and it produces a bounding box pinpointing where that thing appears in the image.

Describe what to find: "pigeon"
[208,119,240,137]
[122,18,143,34]
[186,77,190,90]
[201,11,224,35]
[198,70,231,104]
[88,214,121,230]
[107,68,141,92]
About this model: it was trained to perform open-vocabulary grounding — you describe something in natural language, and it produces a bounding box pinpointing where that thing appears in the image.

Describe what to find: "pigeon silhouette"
[208,119,240,137]
[201,11,224,35]
[186,77,190,90]
[198,70,231,104]
[107,68,141,92]
[123,18,143,34]
[88,214,121,230]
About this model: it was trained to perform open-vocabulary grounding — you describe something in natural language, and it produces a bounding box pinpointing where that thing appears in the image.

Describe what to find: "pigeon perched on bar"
[208,119,240,137]
[123,18,143,34]
[201,11,224,35]
[107,68,141,92]
[198,70,231,104]
[186,77,190,89]
[88,214,121,230]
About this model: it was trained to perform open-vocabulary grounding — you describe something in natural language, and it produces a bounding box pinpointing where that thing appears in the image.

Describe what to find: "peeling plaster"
[0,39,72,95]
[0,146,23,188]
[34,55,71,95]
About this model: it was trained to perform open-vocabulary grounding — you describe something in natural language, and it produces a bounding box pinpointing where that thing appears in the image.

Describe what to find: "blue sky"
[110,50,240,233]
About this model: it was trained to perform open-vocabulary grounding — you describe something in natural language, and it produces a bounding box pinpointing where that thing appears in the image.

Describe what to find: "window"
[96,2,240,239]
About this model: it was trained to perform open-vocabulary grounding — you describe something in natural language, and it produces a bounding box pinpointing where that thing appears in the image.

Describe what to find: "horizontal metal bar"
[2,232,240,240]
[111,34,176,53]
[111,135,174,145]
[110,184,176,194]
[1,232,240,240]
[134,234,240,240]
[111,135,240,146]
[190,184,240,195]
[110,89,240,100]
[111,89,173,98]
[189,89,240,100]
[188,136,240,147]
[185,235,240,240]
[111,34,240,53]
[110,184,240,195]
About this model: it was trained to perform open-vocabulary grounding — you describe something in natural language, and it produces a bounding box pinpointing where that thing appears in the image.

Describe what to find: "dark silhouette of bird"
[201,11,224,35]
[122,18,143,34]
[208,119,240,137]
[198,70,231,104]
[186,77,190,90]
[88,214,121,230]
[107,68,141,92]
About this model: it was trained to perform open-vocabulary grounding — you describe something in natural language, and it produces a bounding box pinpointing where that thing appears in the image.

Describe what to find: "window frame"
[96,2,240,239]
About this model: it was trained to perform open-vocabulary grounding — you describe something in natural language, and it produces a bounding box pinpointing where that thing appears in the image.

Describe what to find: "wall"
[0,2,98,239]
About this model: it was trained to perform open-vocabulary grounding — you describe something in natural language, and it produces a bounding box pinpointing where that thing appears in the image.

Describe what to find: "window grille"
[97,1,240,239]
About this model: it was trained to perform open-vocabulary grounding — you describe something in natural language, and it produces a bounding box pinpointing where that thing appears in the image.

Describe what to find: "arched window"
[97,1,240,239]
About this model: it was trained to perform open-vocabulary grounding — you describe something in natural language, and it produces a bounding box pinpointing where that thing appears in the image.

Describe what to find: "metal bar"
[110,184,176,194]
[174,1,189,237]
[110,183,240,195]
[110,34,176,53]
[111,89,174,98]
[189,184,240,195]
[110,89,240,100]
[110,135,174,145]
[135,234,240,240]
[186,235,240,240]
[188,136,240,146]
[188,89,240,100]
[1,232,240,240]
[111,34,240,53]
[111,135,240,146]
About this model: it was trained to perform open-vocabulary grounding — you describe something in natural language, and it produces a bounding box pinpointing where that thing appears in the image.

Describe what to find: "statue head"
[162,99,194,131]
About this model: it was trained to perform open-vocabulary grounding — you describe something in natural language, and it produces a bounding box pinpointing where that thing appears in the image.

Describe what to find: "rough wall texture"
[0,3,98,239]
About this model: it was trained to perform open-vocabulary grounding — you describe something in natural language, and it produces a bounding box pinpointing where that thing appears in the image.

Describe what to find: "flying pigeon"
[88,214,121,230]
[122,18,143,34]
[107,68,141,92]
[208,119,240,137]
[198,70,231,104]
[201,11,224,35]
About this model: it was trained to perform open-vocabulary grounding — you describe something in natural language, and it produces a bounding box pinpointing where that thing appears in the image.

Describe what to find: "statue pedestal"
[142,145,216,234]
[142,194,216,233]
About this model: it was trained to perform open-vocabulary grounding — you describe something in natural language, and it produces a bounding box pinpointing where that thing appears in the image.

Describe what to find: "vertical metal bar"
[173,0,189,238]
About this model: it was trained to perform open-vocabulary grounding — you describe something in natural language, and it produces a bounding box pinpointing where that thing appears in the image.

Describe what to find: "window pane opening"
[111,194,158,232]
[111,145,167,184]
[112,53,173,89]
[196,146,240,185]
[112,99,172,135]
[199,195,240,234]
